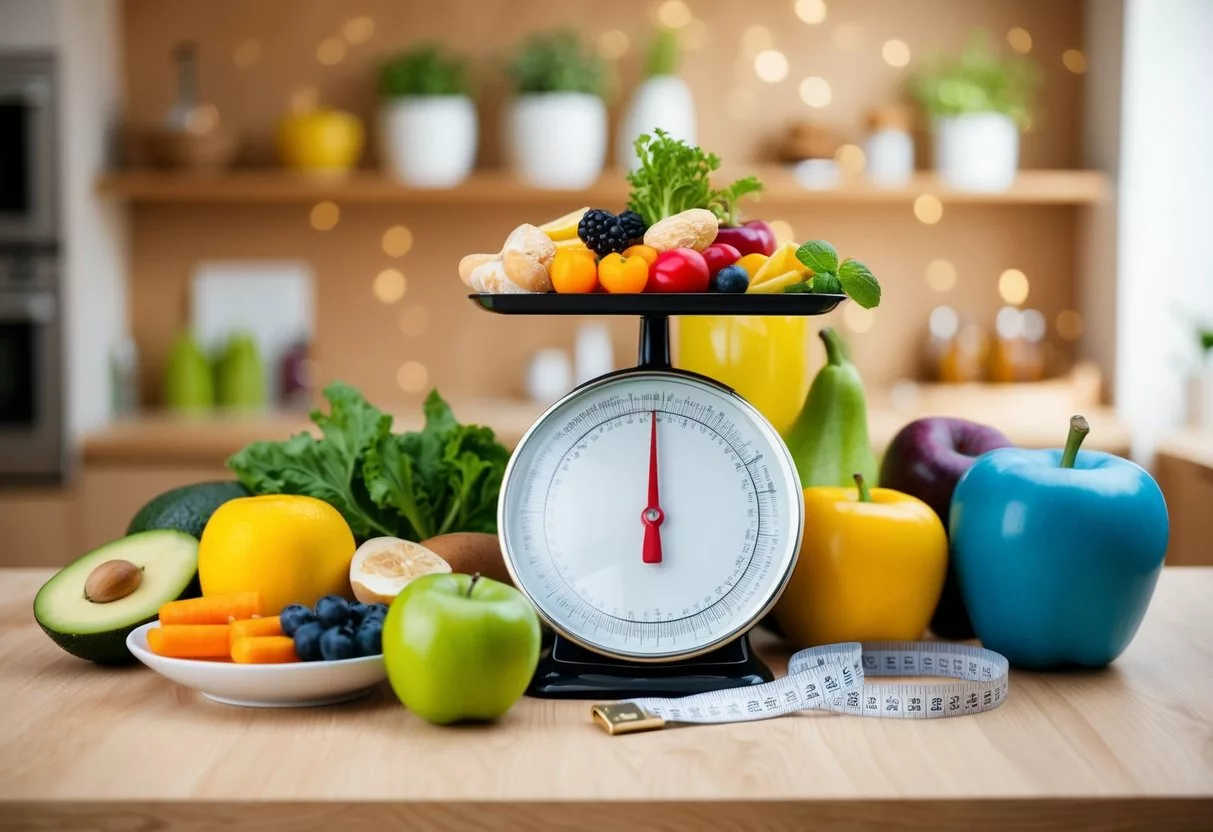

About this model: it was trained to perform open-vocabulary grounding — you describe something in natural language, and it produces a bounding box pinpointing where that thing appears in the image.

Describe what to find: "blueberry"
[314,595,350,628]
[355,620,383,656]
[279,604,315,636]
[348,602,373,624]
[319,626,357,661]
[710,264,750,294]
[292,621,325,662]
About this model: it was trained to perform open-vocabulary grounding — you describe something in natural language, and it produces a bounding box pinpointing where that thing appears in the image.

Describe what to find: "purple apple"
[879,418,1014,639]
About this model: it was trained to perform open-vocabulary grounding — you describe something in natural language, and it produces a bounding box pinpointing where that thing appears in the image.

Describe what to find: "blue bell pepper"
[950,416,1168,669]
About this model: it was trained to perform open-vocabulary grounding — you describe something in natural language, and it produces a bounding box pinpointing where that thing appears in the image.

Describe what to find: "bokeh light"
[1007,27,1033,53]
[832,23,862,51]
[382,225,414,257]
[998,268,1030,305]
[794,0,828,25]
[317,38,346,66]
[655,0,693,29]
[1056,309,1085,340]
[882,39,911,67]
[913,194,943,224]
[768,219,796,244]
[309,202,340,231]
[741,25,773,57]
[597,29,630,59]
[396,361,429,394]
[683,18,709,50]
[755,50,790,83]
[799,76,832,107]
[290,86,319,114]
[926,259,957,292]
[835,144,866,174]
[843,303,874,334]
[1063,49,1088,74]
[373,269,407,304]
[343,16,375,44]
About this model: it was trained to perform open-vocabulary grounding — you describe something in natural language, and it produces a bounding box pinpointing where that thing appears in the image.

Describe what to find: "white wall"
[0,0,56,48]
[56,0,128,445]
[1115,0,1213,463]
[0,0,128,454]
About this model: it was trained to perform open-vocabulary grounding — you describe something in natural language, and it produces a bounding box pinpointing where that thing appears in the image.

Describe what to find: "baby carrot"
[158,591,263,625]
[229,615,282,647]
[231,636,298,664]
[147,624,232,659]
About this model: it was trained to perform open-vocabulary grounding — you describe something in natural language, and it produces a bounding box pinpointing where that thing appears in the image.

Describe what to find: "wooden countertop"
[82,398,1129,467]
[1157,427,1213,469]
[2,568,1209,829]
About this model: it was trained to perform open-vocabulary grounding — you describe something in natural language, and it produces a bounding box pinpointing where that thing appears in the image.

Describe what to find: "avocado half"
[34,530,200,664]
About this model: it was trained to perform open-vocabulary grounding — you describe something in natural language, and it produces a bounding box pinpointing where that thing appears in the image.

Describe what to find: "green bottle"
[782,327,878,488]
[216,332,266,411]
[163,330,214,413]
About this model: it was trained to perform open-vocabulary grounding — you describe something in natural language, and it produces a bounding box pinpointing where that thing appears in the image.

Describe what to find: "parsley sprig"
[626,130,763,227]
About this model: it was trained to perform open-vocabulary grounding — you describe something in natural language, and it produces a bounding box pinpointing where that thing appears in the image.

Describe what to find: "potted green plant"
[617,28,696,172]
[378,44,475,187]
[911,31,1039,191]
[506,30,605,188]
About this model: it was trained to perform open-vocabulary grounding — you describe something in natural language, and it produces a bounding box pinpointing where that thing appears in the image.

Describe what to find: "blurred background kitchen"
[1,0,1210,567]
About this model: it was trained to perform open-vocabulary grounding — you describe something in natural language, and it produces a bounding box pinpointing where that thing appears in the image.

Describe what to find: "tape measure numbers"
[592,641,1009,734]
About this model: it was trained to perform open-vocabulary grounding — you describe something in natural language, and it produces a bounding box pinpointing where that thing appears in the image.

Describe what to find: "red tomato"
[649,248,710,293]
[700,243,742,276]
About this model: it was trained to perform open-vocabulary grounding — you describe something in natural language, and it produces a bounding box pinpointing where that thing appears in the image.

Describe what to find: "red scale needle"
[642,410,664,564]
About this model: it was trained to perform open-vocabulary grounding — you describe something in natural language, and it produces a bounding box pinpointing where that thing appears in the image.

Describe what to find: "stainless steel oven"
[0,54,57,244]
[0,253,62,481]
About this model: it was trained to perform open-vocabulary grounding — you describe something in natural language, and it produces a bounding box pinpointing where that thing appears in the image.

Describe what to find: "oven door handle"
[0,292,57,323]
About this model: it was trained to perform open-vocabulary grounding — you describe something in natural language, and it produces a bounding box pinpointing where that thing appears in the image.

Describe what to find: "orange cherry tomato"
[622,244,659,267]
[550,249,599,293]
[597,252,650,294]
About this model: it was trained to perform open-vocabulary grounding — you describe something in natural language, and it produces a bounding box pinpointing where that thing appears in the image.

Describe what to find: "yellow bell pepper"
[774,475,947,647]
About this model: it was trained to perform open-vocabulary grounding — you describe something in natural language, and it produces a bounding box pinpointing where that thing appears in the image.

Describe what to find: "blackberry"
[578,208,632,257]
[618,210,647,245]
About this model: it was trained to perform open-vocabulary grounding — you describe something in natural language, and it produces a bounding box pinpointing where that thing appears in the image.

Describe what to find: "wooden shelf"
[96,167,1109,206]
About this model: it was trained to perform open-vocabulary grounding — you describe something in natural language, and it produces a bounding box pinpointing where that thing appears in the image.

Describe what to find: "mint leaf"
[796,240,839,275]
[837,258,881,309]
[783,281,814,293]
[811,271,842,294]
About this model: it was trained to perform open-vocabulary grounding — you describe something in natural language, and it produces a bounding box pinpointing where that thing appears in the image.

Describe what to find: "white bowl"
[126,621,388,708]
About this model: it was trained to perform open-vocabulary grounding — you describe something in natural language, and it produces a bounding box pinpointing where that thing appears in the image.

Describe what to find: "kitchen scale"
[471,292,844,700]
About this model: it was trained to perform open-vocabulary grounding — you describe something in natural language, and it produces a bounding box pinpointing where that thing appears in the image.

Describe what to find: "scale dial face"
[499,371,804,662]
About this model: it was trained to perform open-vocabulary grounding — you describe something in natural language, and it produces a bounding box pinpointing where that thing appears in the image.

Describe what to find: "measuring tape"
[591,641,1009,734]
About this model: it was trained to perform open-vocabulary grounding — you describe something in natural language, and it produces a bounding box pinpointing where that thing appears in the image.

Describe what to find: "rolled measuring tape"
[591,641,1009,735]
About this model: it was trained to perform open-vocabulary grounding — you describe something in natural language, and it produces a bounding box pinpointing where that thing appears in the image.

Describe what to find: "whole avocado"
[127,481,250,539]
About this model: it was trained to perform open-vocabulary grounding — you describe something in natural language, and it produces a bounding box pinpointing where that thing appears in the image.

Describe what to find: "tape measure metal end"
[591,703,666,735]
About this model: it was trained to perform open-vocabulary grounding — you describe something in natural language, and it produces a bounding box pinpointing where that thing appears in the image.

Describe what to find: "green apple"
[383,573,541,724]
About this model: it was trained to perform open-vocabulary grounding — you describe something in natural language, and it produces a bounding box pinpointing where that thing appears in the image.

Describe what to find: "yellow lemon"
[538,206,589,241]
[198,495,355,614]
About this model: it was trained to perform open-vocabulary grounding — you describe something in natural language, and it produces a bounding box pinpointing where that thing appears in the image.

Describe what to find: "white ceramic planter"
[933,113,1020,192]
[617,75,696,172]
[506,93,606,189]
[380,96,477,187]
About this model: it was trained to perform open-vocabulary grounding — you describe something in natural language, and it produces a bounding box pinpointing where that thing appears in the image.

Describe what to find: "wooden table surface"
[2,568,1209,831]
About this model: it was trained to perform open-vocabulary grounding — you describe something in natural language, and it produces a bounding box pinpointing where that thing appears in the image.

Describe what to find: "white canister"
[864,105,914,187]
[506,93,606,189]
[380,95,478,187]
[933,112,1020,192]
[617,75,696,172]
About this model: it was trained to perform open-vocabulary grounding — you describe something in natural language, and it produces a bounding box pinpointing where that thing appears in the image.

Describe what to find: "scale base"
[527,634,773,699]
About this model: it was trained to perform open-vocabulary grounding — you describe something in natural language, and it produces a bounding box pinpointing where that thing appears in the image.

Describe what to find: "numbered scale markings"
[594,641,1010,734]
[499,372,804,662]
